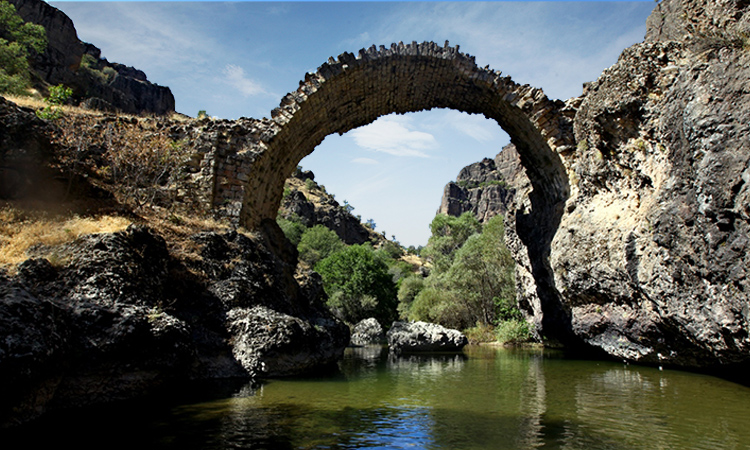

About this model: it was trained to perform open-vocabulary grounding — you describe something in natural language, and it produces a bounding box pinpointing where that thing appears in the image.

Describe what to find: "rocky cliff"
[436,0,750,373]
[538,0,750,369]
[279,169,384,246]
[0,98,348,428]
[8,0,175,115]
[438,143,529,223]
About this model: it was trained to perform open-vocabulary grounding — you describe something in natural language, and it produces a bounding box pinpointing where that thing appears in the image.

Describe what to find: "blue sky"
[50,1,656,247]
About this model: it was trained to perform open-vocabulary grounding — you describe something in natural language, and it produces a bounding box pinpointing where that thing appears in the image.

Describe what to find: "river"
[6,345,750,449]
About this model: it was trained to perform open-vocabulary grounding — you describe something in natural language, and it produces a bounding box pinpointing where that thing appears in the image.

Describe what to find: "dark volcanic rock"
[0,97,53,200]
[0,225,348,427]
[387,321,468,354]
[350,317,386,346]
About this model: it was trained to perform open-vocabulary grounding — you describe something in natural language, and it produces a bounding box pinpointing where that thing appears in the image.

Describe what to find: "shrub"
[463,322,496,344]
[277,215,306,246]
[36,84,72,120]
[396,274,424,318]
[297,224,345,267]
[496,319,531,345]
[316,244,397,326]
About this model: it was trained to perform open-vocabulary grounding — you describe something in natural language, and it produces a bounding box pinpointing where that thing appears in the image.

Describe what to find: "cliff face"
[438,144,529,223]
[8,0,175,115]
[545,0,750,367]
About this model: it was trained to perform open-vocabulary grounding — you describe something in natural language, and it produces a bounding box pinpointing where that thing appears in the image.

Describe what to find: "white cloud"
[440,111,496,143]
[352,157,379,165]
[350,116,437,158]
[222,64,268,97]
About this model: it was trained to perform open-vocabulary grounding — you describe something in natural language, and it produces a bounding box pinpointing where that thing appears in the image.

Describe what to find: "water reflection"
[4,346,750,450]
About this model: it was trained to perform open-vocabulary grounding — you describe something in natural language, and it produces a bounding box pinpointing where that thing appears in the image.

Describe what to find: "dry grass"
[1,93,105,117]
[0,207,131,269]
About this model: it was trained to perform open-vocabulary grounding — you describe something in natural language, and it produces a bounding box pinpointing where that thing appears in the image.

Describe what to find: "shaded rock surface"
[387,321,468,353]
[0,225,348,427]
[9,0,174,115]
[350,318,386,346]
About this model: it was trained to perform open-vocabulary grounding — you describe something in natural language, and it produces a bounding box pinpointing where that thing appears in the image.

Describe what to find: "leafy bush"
[316,244,397,326]
[297,224,345,267]
[36,84,72,120]
[496,319,531,345]
[277,215,307,246]
[402,214,518,331]
[396,274,424,319]
[463,322,497,344]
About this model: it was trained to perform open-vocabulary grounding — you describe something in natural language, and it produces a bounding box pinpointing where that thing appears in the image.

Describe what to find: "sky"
[50,1,656,247]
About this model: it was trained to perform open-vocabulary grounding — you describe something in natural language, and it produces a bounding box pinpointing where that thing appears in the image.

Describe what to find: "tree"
[402,214,519,333]
[421,212,482,273]
[277,214,307,246]
[0,0,47,94]
[316,244,398,326]
[443,215,515,326]
[297,224,345,267]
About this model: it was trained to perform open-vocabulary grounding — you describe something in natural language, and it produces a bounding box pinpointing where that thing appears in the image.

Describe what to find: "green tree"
[297,224,345,267]
[421,212,482,273]
[404,214,520,333]
[277,214,307,246]
[442,215,515,326]
[396,274,424,319]
[316,244,398,326]
[0,0,47,94]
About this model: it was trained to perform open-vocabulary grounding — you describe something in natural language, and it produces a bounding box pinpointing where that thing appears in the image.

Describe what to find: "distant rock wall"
[437,144,529,223]
[9,0,175,115]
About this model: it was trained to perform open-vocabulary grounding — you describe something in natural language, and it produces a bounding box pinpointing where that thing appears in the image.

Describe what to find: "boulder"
[350,318,385,346]
[227,306,349,377]
[387,321,468,354]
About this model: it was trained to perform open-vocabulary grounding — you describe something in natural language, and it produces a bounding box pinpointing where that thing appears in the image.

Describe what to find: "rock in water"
[387,321,468,353]
[350,318,385,346]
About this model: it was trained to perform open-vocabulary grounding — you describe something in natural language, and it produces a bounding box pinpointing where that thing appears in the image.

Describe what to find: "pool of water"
[5,345,750,449]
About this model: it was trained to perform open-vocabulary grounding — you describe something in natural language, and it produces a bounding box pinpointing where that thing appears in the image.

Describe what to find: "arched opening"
[242,42,576,344]
[300,109,511,246]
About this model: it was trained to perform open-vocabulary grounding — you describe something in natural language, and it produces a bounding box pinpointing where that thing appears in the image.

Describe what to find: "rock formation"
[438,144,530,223]
[546,0,750,368]
[8,0,174,115]
[387,321,468,354]
[279,169,383,245]
[0,224,348,427]
[350,317,386,346]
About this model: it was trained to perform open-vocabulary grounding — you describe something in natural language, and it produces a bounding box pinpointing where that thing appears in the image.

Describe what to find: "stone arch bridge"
[225,41,578,342]
[242,41,575,232]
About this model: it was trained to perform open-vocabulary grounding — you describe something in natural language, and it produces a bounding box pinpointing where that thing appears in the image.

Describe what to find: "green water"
[6,345,750,449]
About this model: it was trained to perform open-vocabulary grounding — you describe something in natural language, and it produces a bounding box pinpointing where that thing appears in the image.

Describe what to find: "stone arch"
[242,41,577,342]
